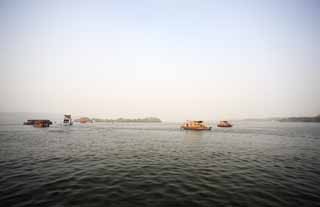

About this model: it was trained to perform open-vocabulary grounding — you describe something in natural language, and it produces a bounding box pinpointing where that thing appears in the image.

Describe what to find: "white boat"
[63,114,73,126]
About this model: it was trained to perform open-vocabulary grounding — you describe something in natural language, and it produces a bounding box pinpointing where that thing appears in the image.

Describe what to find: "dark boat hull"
[217,125,232,128]
[33,123,50,128]
[181,127,212,131]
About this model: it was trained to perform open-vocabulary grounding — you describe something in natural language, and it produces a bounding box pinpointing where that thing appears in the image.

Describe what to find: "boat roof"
[187,120,203,123]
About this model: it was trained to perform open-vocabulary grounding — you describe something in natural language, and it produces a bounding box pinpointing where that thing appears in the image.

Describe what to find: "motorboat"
[74,117,93,123]
[181,120,212,131]
[63,114,73,125]
[24,120,52,127]
[217,121,232,127]
[33,120,51,128]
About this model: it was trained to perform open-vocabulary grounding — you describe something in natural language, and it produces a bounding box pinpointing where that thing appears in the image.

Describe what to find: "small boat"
[80,117,93,123]
[33,120,51,128]
[181,120,212,131]
[63,114,73,126]
[74,117,93,123]
[24,120,52,126]
[217,121,232,128]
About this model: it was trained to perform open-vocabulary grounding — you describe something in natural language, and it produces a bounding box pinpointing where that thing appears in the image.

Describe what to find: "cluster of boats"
[24,114,232,131]
[24,115,73,128]
[181,120,232,131]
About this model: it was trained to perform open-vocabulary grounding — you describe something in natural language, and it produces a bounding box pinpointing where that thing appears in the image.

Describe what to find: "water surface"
[1,119,320,206]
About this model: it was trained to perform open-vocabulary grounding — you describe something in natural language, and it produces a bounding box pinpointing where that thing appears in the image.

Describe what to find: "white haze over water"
[1,0,320,121]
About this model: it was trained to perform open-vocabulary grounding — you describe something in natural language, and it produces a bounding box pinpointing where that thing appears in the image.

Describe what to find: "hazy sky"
[1,0,319,121]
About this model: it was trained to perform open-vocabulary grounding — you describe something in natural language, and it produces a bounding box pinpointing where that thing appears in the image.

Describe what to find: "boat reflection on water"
[183,130,205,144]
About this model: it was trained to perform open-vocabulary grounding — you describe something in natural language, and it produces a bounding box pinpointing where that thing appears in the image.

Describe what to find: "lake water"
[1,116,320,206]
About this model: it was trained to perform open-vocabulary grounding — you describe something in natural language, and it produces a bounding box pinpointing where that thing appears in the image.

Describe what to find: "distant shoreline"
[278,115,320,123]
[92,117,162,123]
[1,112,320,123]
[240,115,320,123]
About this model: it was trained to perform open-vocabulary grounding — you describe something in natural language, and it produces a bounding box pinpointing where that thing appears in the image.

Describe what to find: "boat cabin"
[63,114,73,125]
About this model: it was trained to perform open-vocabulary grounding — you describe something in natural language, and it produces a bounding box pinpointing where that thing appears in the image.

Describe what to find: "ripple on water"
[1,122,320,207]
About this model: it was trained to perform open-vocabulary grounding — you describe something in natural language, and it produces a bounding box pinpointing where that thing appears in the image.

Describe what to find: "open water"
[0,115,320,206]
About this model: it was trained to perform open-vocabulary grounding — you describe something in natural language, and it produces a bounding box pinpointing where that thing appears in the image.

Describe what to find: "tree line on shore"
[92,117,162,123]
[279,115,320,122]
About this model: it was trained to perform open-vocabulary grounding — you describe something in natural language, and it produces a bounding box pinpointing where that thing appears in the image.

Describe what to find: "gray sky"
[1,0,319,121]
